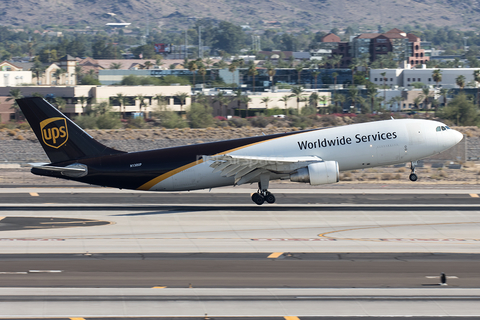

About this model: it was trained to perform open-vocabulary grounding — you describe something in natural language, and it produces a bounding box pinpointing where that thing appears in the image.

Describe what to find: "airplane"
[17,97,463,205]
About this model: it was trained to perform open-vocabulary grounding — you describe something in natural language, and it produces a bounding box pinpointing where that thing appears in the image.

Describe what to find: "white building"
[371,67,480,89]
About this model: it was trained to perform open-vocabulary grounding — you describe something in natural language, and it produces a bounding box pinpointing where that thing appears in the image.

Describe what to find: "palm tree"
[240,95,251,117]
[261,96,271,109]
[329,54,342,68]
[456,75,466,90]
[213,91,229,117]
[154,94,167,111]
[309,92,320,112]
[349,58,360,86]
[366,86,378,112]
[198,66,207,87]
[474,70,480,108]
[439,88,450,107]
[267,64,276,89]
[78,95,88,113]
[109,62,122,69]
[413,96,423,110]
[432,69,442,87]
[331,72,339,95]
[30,61,44,85]
[115,93,128,119]
[279,94,290,116]
[311,70,321,89]
[332,93,345,113]
[74,64,83,85]
[175,92,189,113]
[295,64,304,85]
[53,68,66,85]
[144,61,153,70]
[6,88,23,121]
[228,62,237,86]
[290,86,305,114]
[420,87,431,111]
[135,94,148,119]
[380,71,387,106]
[248,63,258,92]
[187,60,198,87]
[54,97,66,111]
[348,86,359,111]
[319,95,329,113]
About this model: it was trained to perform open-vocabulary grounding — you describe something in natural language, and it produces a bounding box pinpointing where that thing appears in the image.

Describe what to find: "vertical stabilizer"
[17,97,124,163]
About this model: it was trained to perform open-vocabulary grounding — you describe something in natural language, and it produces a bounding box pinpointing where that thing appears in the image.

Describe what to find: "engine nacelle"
[290,161,339,185]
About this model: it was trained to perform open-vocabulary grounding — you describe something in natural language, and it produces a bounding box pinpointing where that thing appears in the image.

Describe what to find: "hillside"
[2,0,480,31]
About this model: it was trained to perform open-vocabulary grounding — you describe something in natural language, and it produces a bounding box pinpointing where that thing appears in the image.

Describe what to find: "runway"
[1,186,480,317]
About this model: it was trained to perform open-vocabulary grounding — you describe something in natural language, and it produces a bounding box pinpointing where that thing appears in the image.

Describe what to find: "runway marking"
[70,318,86,320]
[285,317,300,320]
[426,276,458,279]
[268,252,284,258]
[470,193,479,198]
[318,221,480,243]
[29,192,39,197]
[0,217,4,222]
[152,286,167,288]
[0,272,28,274]
[28,270,63,273]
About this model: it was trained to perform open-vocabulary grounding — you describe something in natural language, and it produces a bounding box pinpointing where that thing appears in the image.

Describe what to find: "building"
[370,67,480,89]
[0,85,191,121]
[0,61,32,86]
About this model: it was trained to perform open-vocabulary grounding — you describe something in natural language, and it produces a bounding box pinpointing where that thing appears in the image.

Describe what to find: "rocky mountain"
[1,0,480,31]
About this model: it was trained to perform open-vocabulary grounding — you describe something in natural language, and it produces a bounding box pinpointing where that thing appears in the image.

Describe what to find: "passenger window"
[436,126,441,132]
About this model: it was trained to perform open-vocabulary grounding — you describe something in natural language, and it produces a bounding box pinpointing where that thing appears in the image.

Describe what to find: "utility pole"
[198,26,202,59]
[185,29,188,59]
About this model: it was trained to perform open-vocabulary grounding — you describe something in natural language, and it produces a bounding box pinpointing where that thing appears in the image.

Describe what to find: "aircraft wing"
[204,154,323,185]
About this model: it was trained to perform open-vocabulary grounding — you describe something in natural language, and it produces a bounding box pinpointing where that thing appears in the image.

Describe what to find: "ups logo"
[40,117,68,149]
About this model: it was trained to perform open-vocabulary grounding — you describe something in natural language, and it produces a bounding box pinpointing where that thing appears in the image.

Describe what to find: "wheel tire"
[409,173,418,182]
[265,193,276,204]
[251,193,265,205]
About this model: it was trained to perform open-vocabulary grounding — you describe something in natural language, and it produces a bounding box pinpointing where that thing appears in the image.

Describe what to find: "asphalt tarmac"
[0,186,480,317]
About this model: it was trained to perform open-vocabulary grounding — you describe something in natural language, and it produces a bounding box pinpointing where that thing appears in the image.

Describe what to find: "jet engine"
[290,161,339,185]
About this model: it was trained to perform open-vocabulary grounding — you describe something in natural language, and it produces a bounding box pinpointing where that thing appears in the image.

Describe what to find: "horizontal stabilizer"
[31,163,88,178]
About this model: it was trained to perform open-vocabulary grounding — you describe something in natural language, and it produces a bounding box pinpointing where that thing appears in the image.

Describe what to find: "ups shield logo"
[40,117,68,149]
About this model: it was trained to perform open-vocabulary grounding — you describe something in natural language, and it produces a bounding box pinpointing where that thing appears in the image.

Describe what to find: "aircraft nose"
[453,129,463,144]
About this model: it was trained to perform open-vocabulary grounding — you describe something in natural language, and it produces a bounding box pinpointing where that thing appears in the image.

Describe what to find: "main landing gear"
[409,161,418,182]
[251,173,275,205]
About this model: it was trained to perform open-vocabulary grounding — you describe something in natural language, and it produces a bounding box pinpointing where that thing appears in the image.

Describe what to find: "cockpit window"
[445,126,450,129]
[441,126,446,131]
[436,126,441,132]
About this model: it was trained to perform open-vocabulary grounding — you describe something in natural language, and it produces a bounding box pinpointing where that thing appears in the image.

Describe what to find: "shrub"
[160,111,187,129]
[187,103,215,128]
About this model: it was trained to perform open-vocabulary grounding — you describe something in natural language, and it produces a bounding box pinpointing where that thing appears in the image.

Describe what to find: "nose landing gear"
[409,161,418,181]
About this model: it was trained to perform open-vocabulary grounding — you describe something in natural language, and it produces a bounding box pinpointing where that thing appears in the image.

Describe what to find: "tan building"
[37,55,77,86]
[0,85,191,120]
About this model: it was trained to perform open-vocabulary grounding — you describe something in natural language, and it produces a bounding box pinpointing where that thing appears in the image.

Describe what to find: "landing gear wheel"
[409,173,418,182]
[265,192,276,204]
[251,193,265,205]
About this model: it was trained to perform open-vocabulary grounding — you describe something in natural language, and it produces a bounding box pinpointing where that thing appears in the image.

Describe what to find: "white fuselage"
[150,119,463,191]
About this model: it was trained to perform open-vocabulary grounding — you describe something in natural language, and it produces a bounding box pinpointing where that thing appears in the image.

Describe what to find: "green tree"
[295,64,304,85]
[420,87,431,111]
[228,61,237,86]
[187,103,215,128]
[6,88,23,121]
[438,92,478,126]
[213,21,247,54]
[432,69,442,87]
[311,70,321,89]
[198,66,207,87]
[154,94,167,111]
[114,93,128,119]
[456,75,466,90]
[53,68,66,85]
[109,62,122,69]
[290,86,305,114]
[279,94,291,116]
[175,92,189,112]
[213,91,229,117]
[187,60,198,86]
[135,94,148,119]
[474,69,480,108]
[248,63,258,92]
[261,96,272,109]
